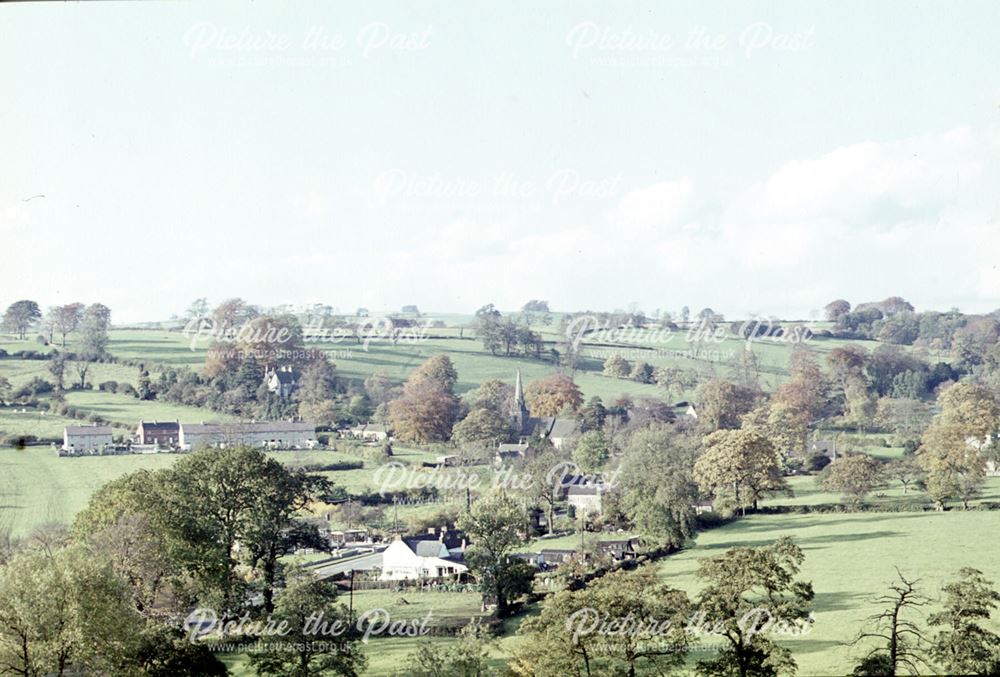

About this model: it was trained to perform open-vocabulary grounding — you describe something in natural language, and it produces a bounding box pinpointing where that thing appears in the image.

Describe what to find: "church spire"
[512,370,528,435]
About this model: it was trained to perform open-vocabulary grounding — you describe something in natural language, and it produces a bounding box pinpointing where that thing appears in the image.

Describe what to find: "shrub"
[806,452,832,472]
[14,377,54,399]
[98,380,119,393]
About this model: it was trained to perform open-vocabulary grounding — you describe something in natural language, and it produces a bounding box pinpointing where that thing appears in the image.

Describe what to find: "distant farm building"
[178,421,316,450]
[63,425,113,453]
[347,422,391,442]
[566,484,606,516]
[135,420,179,446]
[495,442,535,464]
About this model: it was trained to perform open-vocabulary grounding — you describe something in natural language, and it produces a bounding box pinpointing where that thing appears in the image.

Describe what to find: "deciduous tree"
[458,493,533,617]
[695,428,789,515]
[525,374,583,417]
[695,537,813,677]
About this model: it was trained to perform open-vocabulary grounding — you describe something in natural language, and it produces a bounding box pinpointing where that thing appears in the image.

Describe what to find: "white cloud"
[618,177,695,228]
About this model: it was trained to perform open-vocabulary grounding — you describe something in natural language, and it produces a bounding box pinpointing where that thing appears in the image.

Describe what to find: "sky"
[2,1,999,323]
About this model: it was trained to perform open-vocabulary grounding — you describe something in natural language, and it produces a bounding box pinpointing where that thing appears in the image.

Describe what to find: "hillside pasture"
[658,510,1000,676]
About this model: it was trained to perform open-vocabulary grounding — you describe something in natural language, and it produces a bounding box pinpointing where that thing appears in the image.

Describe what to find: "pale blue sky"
[2,1,999,322]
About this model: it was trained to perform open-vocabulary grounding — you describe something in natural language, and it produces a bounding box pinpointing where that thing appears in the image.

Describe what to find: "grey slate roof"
[65,426,113,436]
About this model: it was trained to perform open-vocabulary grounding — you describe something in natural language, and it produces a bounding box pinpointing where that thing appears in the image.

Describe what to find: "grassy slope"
[0,447,179,537]
[657,510,1000,677]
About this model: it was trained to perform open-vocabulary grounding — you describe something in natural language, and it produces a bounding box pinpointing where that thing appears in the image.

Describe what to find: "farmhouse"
[63,424,113,453]
[379,531,467,581]
[349,422,390,442]
[567,484,605,516]
[135,420,179,446]
[596,538,641,561]
[178,421,316,450]
[510,371,580,450]
[265,366,299,398]
[495,442,535,464]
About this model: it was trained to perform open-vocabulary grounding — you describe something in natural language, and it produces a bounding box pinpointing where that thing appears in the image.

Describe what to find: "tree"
[185,298,210,320]
[885,457,924,494]
[694,379,759,433]
[211,297,257,336]
[464,378,514,417]
[577,395,607,431]
[771,347,829,434]
[0,376,11,404]
[457,493,533,617]
[78,305,110,359]
[521,450,566,536]
[619,424,699,548]
[84,302,112,330]
[824,299,852,321]
[827,345,870,388]
[248,569,366,677]
[603,354,630,379]
[452,408,512,450]
[0,544,140,675]
[513,566,690,677]
[572,430,609,472]
[515,566,690,677]
[410,618,495,677]
[389,356,461,443]
[695,428,789,515]
[2,300,41,339]
[297,356,338,406]
[630,360,654,384]
[49,352,68,390]
[49,303,85,347]
[695,537,814,677]
[524,374,583,417]
[822,454,882,506]
[75,448,325,617]
[850,570,930,676]
[410,354,459,392]
[928,568,1000,675]
[917,382,999,509]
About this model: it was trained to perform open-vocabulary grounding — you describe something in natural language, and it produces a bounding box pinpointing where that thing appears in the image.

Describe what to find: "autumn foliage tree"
[917,382,1000,509]
[822,454,882,506]
[695,428,789,515]
[693,379,759,433]
[524,374,583,417]
[389,355,461,443]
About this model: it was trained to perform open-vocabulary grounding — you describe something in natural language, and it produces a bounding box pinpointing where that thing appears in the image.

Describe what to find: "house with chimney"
[135,420,179,447]
[378,528,468,581]
[62,424,113,454]
[265,366,299,398]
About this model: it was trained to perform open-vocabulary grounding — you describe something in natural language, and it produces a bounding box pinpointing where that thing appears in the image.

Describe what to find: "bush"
[119,383,138,397]
[98,380,119,393]
[806,453,832,472]
[2,434,38,448]
[14,377,54,399]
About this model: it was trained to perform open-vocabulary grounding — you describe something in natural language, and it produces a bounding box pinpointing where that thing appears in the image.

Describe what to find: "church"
[510,370,580,450]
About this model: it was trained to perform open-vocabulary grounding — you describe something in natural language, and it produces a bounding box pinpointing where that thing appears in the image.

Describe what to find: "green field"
[0,447,180,537]
[658,510,1000,676]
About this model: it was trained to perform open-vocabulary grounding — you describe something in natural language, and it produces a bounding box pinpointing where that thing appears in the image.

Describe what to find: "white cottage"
[379,535,467,581]
[63,425,113,453]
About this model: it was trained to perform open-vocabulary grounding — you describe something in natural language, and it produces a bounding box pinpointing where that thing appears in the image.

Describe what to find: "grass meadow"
[657,510,1000,676]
